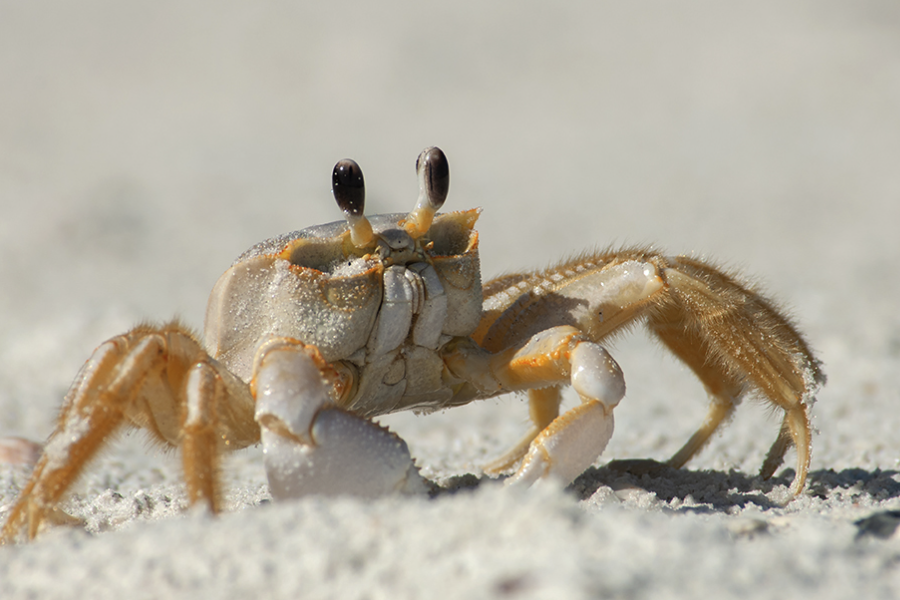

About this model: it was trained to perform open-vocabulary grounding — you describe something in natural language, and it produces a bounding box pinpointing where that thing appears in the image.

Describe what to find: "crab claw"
[505,341,624,488]
[253,338,428,500]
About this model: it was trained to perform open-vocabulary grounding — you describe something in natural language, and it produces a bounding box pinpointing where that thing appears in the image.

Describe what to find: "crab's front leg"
[252,338,428,500]
[445,326,626,487]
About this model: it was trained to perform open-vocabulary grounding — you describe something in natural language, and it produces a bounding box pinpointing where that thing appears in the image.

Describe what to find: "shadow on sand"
[572,460,900,512]
[434,461,900,514]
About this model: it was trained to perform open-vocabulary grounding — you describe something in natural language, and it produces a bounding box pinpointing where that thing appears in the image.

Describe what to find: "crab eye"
[417,147,449,210]
[404,147,450,238]
[332,158,365,217]
[332,158,374,248]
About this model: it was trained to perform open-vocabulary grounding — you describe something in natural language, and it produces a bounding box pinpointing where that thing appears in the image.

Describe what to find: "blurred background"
[1,1,899,480]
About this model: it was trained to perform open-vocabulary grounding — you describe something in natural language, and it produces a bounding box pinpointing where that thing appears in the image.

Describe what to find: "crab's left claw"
[252,338,428,500]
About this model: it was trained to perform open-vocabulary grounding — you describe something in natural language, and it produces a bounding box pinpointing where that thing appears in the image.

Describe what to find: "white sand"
[2,2,900,598]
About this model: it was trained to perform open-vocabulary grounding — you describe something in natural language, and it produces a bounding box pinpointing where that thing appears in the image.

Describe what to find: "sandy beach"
[2,2,900,598]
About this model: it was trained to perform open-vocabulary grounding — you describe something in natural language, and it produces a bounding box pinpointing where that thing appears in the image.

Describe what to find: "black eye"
[332,158,365,216]
[417,147,449,210]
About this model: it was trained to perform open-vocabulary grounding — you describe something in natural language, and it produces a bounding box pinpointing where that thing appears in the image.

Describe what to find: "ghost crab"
[2,147,823,542]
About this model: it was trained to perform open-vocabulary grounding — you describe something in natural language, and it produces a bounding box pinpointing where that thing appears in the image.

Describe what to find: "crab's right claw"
[252,339,428,500]
[505,341,624,487]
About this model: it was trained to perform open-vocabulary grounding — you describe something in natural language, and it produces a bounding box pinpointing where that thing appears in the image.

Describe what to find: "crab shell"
[204,209,483,415]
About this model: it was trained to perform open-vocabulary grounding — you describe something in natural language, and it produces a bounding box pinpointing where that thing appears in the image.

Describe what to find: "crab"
[1,147,824,543]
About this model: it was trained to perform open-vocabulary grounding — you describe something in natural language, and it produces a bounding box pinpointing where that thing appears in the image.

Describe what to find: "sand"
[2,2,900,598]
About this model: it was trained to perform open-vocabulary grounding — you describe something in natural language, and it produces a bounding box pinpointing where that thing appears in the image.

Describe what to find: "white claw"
[507,341,624,488]
[262,409,427,500]
[254,346,330,445]
[570,342,625,410]
[254,342,427,500]
[507,402,615,488]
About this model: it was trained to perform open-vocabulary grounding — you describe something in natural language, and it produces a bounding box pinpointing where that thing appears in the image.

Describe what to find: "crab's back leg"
[647,257,824,493]
[647,318,744,469]
[1,323,258,543]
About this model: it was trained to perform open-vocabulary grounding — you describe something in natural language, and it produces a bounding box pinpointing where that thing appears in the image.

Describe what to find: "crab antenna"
[332,158,374,247]
[404,146,449,237]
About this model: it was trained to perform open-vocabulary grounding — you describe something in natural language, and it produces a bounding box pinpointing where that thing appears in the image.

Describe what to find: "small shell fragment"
[0,437,43,468]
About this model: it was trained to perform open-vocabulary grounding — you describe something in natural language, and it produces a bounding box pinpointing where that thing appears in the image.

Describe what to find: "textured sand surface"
[2,2,900,598]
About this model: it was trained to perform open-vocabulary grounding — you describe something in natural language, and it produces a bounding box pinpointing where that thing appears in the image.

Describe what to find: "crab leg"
[2,338,136,541]
[1,324,257,543]
[252,338,428,500]
[647,259,822,494]
[182,362,228,509]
